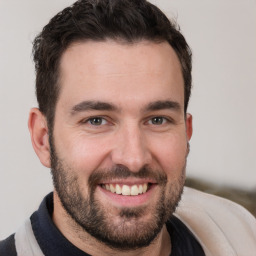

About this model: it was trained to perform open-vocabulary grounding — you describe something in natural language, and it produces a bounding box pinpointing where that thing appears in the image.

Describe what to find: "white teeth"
[143,184,147,193]
[103,183,149,196]
[131,185,139,196]
[122,185,131,195]
[138,184,143,194]
[115,184,122,194]
[110,184,116,193]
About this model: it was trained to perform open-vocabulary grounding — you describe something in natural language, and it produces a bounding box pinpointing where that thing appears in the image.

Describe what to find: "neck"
[52,192,171,256]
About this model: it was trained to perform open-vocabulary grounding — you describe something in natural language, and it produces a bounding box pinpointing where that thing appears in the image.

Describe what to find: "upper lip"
[99,178,157,185]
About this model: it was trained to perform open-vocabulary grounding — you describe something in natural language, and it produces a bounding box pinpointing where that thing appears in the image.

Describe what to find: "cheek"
[55,131,111,173]
[150,132,188,175]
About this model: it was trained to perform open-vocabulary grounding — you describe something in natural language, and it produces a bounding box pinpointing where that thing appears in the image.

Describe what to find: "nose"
[111,124,152,172]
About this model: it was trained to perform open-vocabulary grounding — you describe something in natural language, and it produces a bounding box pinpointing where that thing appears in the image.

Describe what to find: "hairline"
[47,37,186,132]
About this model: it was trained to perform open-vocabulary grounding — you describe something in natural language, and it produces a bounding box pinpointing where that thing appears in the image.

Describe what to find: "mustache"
[88,164,167,188]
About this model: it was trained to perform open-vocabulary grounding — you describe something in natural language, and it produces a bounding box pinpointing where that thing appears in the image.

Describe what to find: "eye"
[148,116,167,125]
[88,117,107,126]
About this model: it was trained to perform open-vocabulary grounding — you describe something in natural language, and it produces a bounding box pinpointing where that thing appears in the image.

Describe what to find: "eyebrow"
[70,99,181,115]
[71,100,118,114]
[144,100,181,112]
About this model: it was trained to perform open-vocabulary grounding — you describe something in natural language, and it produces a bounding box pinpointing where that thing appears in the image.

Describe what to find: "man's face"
[50,40,192,249]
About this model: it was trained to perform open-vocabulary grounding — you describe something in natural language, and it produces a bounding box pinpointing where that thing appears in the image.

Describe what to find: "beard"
[50,139,186,250]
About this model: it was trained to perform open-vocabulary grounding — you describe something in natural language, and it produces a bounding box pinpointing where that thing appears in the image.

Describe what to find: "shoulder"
[179,186,256,223]
[175,187,256,256]
[0,234,17,256]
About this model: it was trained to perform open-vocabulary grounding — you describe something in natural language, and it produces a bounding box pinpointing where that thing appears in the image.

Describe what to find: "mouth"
[101,183,152,196]
[97,179,158,207]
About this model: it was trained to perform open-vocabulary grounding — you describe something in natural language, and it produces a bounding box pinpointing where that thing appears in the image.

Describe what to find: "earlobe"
[28,108,51,168]
[186,113,193,141]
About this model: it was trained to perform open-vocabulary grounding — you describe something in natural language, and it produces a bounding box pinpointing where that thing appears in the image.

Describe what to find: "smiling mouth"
[101,183,152,196]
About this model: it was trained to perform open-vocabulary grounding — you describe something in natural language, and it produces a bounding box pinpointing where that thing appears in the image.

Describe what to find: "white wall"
[0,0,255,239]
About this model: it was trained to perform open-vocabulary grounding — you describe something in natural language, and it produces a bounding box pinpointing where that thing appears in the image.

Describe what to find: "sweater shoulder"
[0,234,17,256]
[175,187,256,256]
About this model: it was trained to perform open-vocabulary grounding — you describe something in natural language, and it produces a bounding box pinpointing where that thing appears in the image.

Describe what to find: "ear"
[28,108,51,168]
[185,113,193,141]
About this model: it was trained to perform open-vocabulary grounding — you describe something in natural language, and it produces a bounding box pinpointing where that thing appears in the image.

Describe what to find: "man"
[0,0,255,255]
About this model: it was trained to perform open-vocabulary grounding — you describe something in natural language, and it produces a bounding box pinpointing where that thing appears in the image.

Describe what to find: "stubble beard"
[49,138,186,250]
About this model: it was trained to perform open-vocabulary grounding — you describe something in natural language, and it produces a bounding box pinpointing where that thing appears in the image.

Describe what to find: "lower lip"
[97,185,157,208]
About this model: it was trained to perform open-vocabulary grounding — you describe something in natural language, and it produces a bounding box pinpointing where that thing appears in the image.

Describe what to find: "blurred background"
[0,0,255,239]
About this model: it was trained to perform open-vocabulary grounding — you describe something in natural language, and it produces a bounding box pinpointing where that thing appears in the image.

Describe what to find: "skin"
[28,40,192,256]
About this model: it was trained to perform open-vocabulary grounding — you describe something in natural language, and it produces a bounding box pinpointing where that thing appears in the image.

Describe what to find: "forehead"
[57,40,184,111]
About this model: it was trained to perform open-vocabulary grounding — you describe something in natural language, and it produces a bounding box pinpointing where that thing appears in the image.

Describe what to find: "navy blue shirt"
[0,193,205,255]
